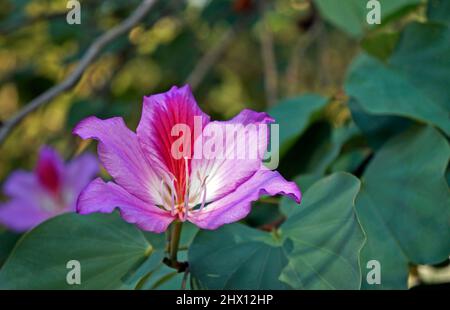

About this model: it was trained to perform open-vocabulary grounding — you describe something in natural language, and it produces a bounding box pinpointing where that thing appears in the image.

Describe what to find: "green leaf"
[303,123,360,175]
[314,0,421,38]
[348,99,412,150]
[268,94,328,156]
[189,223,291,289]
[279,123,361,216]
[189,173,365,290]
[0,230,20,267]
[330,148,371,174]
[361,31,400,61]
[280,174,320,217]
[0,213,156,289]
[356,126,450,289]
[346,22,450,135]
[137,264,185,290]
[245,200,284,228]
[427,0,450,26]
[280,173,364,289]
[136,223,199,290]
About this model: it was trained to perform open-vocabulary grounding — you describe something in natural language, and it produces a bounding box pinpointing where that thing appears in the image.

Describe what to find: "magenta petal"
[189,168,301,230]
[3,170,37,199]
[77,178,174,233]
[35,146,64,194]
[65,153,99,194]
[73,116,163,204]
[226,108,274,124]
[0,200,49,232]
[190,109,274,204]
[137,85,210,199]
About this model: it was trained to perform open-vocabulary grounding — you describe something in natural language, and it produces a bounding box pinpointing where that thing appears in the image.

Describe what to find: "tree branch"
[0,0,157,145]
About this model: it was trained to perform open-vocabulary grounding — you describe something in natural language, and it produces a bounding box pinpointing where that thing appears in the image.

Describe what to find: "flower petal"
[35,146,64,194]
[77,178,174,233]
[73,116,164,205]
[65,152,99,194]
[137,85,210,199]
[189,109,274,205]
[3,170,37,199]
[189,168,301,230]
[0,200,50,232]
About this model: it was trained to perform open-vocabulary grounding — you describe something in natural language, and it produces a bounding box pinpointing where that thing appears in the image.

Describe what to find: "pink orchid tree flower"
[73,85,301,233]
[0,146,99,232]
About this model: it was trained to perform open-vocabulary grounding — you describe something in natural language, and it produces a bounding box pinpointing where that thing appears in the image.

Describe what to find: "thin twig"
[0,0,157,145]
[258,0,278,106]
[185,25,239,91]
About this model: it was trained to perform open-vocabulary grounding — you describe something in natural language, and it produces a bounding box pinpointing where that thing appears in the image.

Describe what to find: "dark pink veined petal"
[65,152,99,194]
[189,109,274,205]
[73,116,164,205]
[77,178,174,233]
[0,199,52,232]
[137,85,210,202]
[35,146,64,195]
[188,168,301,230]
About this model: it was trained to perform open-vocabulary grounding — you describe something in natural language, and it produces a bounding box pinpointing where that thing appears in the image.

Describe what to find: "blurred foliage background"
[0,0,449,289]
[0,0,361,178]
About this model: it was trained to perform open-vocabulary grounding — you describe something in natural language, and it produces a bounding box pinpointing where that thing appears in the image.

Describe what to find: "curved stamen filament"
[199,175,208,211]
[169,178,177,216]
[159,179,166,206]
[183,156,190,221]
[160,177,178,215]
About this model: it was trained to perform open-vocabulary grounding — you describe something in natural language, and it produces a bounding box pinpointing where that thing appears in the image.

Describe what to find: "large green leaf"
[361,31,400,61]
[348,99,412,149]
[189,223,291,289]
[314,0,421,38]
[330,148,371,174]
[346,22,450,135]
[0,230,20,267]
[302,123,360,175]
[280,123,361,216]
[279,173,364,289]
[0,213,157,289]
[135,223,199,290]
[189,173,365,289]
[357,126,450,289]
[427,0,450,26]
[268,94,328,156]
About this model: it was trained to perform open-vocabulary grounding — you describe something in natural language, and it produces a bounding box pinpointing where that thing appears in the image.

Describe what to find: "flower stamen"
[199,175,208,211]
[183,156,190,221]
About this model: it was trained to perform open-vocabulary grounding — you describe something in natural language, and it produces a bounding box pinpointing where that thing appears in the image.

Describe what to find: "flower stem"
[169,221,183,263]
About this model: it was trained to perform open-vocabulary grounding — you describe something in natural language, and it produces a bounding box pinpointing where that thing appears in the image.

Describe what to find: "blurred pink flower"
[73,85,301,233]
[0,146,98,232]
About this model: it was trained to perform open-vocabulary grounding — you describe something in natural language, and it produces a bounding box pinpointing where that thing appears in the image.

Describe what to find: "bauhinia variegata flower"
[73,85,301,233]
[0,146,98,232]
